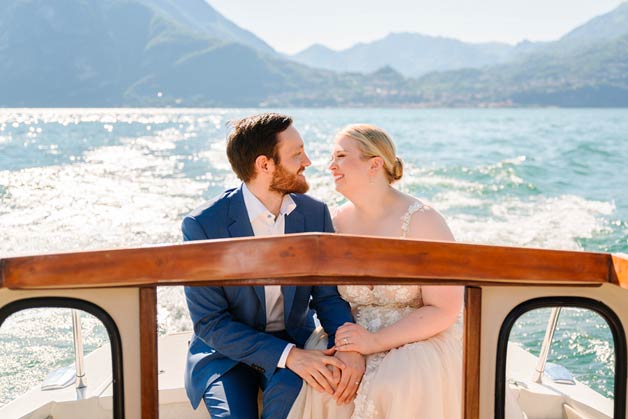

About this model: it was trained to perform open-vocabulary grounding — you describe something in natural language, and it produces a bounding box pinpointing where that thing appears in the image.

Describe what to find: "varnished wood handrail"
[2,235,624,419]
[0,233,613,290]
[611,253,628,288]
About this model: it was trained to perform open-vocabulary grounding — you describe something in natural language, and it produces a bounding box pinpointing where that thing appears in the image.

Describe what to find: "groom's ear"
[254,155,275,175]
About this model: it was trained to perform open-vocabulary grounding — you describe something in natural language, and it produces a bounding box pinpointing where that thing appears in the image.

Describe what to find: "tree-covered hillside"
[0,0,626,107]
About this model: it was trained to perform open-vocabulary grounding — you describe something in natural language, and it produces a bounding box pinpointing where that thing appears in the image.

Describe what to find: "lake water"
[1,108,627,405]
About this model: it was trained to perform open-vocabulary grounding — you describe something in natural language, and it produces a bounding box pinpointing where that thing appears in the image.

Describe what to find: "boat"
[1,233,627,418]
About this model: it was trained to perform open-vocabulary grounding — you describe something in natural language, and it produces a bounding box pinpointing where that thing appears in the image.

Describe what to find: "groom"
[182,113,365,418]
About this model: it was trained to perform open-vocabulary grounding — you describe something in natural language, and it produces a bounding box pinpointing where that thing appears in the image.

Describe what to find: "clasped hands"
[286,344,365,404]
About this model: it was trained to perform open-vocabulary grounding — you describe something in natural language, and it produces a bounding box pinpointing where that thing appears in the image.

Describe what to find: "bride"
[289,123,463,419]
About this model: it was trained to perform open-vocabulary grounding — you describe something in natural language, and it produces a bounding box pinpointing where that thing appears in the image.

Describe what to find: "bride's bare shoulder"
[331,202,353,232]
[406,198,455,242]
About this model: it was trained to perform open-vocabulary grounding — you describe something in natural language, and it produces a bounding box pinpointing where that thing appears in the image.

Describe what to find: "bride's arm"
[335,207,463,355]
[370,285,463,352]
[335,285,463,354]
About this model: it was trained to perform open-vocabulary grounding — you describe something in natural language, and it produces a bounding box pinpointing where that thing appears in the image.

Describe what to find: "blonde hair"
[336,124,403,183]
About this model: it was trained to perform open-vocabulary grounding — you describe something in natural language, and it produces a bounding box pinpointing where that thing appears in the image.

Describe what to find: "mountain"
[289,43,339,71]
[413,33,628,107]
[136,0,276,55]
[290,2,628,78]
[291,32,514,77]
[559,1,628,46]
[0,0,626,107]
[0,0,420,107]
[0,0,333,106]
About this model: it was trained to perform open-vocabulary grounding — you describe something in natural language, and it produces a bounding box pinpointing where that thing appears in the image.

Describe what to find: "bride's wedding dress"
[289,202,463,419]
[335,284,462,419]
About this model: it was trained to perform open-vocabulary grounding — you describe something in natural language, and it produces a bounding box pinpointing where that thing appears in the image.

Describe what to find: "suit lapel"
[228,189,304,323]
[285,198,305,234]
[227,186,255,238]
[227,186,263,308]
[254,286,266,316]
[283,197,302,326]
[282,286,296,325]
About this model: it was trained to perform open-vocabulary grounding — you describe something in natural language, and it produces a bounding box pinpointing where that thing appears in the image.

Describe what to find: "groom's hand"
[333,351,365,404]
[285,348,346,395]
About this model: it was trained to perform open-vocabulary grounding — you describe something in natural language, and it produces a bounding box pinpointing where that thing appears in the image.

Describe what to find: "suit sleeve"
[185,285,289,379]
[182,216,288,379]
[323,204,335,233]
[310,286,353,348]
[182,216,209,242]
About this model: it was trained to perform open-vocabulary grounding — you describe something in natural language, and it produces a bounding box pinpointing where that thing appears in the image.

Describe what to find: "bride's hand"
[335,322,382,355]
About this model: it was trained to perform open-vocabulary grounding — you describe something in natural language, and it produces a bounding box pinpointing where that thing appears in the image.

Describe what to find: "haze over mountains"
[0,0,627,107]
[291,34,515,78]
[289,2,628,78]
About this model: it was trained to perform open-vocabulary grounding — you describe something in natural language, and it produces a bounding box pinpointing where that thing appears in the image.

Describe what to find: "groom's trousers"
[202,330,303,419]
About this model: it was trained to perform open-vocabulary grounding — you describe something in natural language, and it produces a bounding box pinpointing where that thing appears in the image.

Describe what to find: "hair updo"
[335,124,403,183]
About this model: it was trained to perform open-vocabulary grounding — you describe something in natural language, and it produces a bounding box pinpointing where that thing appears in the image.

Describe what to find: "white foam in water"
[1,120,618,335]
[405,167,485,191]
[397,157,615,250]
[305,162,614,252]
[427,190,486,210]
[1,129,206,336]
[446,194,613,250]
[1,109,624,405]
[0,131,207,256]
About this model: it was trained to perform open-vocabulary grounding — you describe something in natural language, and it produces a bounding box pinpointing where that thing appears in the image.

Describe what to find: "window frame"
[0,297,125,419]
[495,296,627,419]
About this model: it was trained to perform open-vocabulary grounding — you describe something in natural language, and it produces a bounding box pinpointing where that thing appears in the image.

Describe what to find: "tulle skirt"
[288,321,462,419]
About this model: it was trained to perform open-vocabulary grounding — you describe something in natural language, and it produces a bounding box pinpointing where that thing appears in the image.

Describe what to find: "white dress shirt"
[241,183,297,368]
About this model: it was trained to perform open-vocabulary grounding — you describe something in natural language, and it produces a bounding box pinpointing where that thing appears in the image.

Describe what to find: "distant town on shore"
[1,0,627,107]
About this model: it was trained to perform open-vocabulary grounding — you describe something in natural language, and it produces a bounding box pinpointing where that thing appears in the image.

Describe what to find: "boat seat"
[563,403,598,419]
[505,385,528,419]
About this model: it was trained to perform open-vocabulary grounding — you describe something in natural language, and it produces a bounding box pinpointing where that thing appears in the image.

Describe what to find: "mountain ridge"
[0,0,626,107]
[137,0,276,55]
[290,32,515,77]
[289,2,628,77]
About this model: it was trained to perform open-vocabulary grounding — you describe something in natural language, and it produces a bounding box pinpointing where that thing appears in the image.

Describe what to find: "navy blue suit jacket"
[182,185,353,408]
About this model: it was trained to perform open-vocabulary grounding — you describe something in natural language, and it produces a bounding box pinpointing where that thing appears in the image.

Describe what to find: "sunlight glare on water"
[1,108,627,405]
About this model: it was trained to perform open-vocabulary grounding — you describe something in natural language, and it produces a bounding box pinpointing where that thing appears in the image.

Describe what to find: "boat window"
[497,298,626,419]
[0,298,124,419]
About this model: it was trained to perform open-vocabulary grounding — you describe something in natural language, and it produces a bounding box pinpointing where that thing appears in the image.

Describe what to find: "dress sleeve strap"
[400,201,426,238]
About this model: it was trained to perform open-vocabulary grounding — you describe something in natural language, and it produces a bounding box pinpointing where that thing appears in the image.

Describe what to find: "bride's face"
[329,135,371,194]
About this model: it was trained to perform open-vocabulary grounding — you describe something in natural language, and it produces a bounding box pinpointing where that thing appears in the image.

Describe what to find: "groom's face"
[269,125,311,194]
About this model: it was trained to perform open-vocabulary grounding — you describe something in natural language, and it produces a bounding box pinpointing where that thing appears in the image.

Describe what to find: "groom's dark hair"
[226,113,293,182]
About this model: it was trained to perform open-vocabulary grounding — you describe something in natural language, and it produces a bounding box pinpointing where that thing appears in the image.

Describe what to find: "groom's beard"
[270,163,309,194]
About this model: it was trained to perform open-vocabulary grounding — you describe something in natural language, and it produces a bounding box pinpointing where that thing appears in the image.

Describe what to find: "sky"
[208,0,626,54]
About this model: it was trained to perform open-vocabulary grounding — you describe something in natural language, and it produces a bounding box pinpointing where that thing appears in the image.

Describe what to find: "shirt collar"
[241,183,296,222]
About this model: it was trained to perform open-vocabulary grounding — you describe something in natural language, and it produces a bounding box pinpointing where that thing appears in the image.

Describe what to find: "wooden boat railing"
[1,233,627,419]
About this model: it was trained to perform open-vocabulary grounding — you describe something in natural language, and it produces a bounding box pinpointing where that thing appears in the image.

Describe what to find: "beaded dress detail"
[336,201,462,419]
[288,201,462,419]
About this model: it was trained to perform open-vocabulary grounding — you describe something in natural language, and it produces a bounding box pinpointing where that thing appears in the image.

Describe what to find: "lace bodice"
[338,200,427,331]
[290,200,459,419]
[339,285,422,308]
